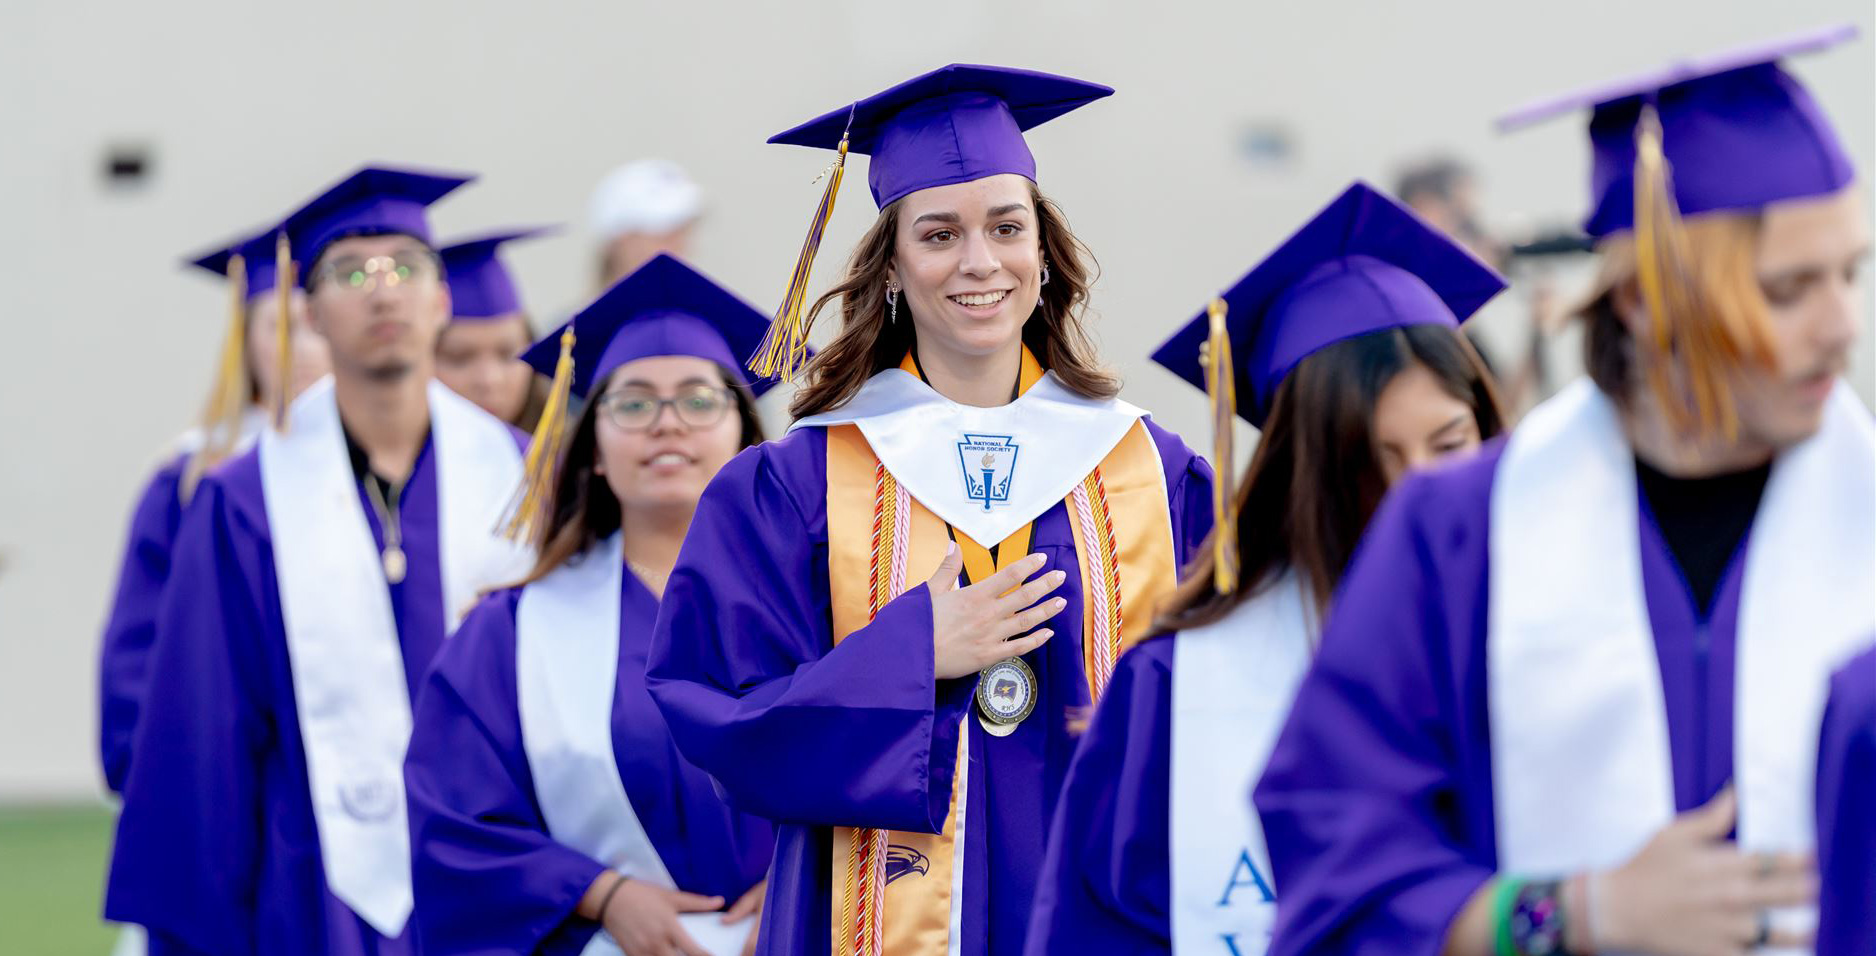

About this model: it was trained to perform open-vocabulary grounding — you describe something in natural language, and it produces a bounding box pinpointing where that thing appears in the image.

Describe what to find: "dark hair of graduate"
[788,181,1118,419]
[1160,324,1507,630]
[513,362,766,587]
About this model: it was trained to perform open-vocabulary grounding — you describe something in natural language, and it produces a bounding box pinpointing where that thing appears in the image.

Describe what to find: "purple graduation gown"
[1816,645,1876,956]
[647,420,1212,956]
[1024,637,1177,955]
[404,567,774,955]
[104,434,466,956]
[1252,439,1749,956]
[98,452,189,794]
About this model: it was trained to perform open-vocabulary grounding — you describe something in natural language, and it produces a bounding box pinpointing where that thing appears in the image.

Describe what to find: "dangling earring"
[886,284,899,324]
[1040,262,1051,287]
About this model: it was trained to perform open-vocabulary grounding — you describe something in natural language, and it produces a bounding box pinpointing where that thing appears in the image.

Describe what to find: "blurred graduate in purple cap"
[404,253,778,956]
[645,64,1215,956]
[1253,25,1873,956]
[435,227,555,430]
[97,225,330,798]
[1024,182,1510,956]
[105,166,537,956]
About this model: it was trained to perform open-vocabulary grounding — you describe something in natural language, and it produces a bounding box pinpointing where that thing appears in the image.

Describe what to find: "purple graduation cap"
[769,63,1114,208]
[1500,23,1858,237]
[522,253,781,398]
[439,227,558,320]
[278,165,475,269]
[1153,182,1506,428]
[188,228,289,299]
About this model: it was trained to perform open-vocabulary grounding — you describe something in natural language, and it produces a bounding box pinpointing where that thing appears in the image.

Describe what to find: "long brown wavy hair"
[1160,324,1507,631]
[514,363,766,587]
[789,181,1118,418]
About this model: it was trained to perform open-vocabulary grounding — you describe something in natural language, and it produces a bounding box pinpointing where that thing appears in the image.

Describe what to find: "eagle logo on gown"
[885,844,930,883]
[956,434,1019,511]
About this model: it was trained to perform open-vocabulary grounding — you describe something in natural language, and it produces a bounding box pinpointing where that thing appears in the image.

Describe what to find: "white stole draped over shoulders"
[791,369,1146,546]
[517,533,749,956]
[260,377,531,936]
[1488,379,1875,952]
[1170,573,1316,956]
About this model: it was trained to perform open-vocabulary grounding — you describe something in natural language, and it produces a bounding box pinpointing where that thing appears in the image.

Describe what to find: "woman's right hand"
[927,544,1066,680]
[600,877,725,956]
[1589,788,1817,956]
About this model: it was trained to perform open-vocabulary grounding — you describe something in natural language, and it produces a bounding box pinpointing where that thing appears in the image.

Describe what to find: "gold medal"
[382,546,407,584]
[975,655,1037,736]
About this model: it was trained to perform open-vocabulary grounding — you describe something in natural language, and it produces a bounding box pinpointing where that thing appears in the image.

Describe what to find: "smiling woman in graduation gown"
[97,228,328,795]
[405,255,775,956]
[1024,183,1510,956]
[647,65,1213,956]
[1252,28,1874,956]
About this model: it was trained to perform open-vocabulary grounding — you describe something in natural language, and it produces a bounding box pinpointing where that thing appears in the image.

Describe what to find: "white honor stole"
[1170,574,1316,956]
[791,368,1151,547]
[260,377,532,937]
[1488,380,1876,953]
[516,533,750,956]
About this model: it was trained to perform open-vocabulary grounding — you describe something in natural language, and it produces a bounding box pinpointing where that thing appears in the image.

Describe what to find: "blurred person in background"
[590,159,703,290]
[104,166,536,956]
[436,227,556,431]
[97,225,329,797]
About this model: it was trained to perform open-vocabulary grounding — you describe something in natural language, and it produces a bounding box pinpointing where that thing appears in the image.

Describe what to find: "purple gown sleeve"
[1816,646,1876,956]
[104,475,270,956]
[405,591,610,956]
[647,435,974,832]
[1024,638,1175,955]
[98,455,188,794]
[1253,458,1500,956]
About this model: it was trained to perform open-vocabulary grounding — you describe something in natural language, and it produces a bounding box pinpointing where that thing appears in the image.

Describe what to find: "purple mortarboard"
[1153,182,1506,428]
[278,165,475,270]
[770,63,1114,208]
[439,227,558,320]
[188,228,288,299]
[1500,23,1858,237]
[522,253,780,399]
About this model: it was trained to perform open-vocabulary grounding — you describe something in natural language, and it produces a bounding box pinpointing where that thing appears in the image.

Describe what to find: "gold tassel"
[1632,104,1741,440]
[501,324,576,543]
[1203,297,1239,595]
[750,111,853,383]
[272,231,295,432]
[182,253,252,501]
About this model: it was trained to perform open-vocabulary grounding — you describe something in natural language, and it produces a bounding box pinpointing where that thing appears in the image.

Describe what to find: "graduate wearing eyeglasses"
[404,255,775,956]
[105,166,536,956]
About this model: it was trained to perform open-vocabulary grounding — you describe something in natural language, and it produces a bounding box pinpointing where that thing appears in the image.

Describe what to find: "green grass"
[0,804,119,955]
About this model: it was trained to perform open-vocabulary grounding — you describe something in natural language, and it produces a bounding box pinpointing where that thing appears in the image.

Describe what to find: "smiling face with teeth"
[888,173,1045,374]
[592,354,749,517]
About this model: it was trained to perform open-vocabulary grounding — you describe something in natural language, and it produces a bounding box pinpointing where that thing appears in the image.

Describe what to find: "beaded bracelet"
[1509,879,1568,956]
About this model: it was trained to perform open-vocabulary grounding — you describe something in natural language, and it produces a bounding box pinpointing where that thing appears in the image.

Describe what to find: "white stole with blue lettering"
[262,377,531,936]
[1489,379,1875,954]
[1171,573,1316,956]
[517,533,751,956]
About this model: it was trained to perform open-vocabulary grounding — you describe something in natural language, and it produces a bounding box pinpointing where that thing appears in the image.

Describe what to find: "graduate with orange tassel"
[1024,182,1509,956]
[646,64,1216,956]
[1255,25,1873,956]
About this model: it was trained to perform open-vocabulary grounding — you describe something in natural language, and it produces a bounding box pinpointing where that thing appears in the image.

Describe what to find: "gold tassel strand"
[1632,104,1739,440]
[751,110,854,383]
[182,252,252,501]
[272,232,295,432]
[1203,297,1239,595]
[501,325,576,543]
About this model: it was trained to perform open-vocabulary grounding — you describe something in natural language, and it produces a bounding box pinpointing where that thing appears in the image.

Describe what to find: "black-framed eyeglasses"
[597,386,733,431]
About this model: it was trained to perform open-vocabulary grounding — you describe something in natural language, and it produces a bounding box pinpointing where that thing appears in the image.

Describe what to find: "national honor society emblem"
[957,434,1019,511]
[975,656,1037,736]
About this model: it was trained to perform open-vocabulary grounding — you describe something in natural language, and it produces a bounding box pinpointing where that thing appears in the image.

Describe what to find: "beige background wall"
[2,0,1870,800]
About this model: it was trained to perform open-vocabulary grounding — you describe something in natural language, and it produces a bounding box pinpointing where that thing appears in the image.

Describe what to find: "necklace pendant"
[382,546,407,584]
